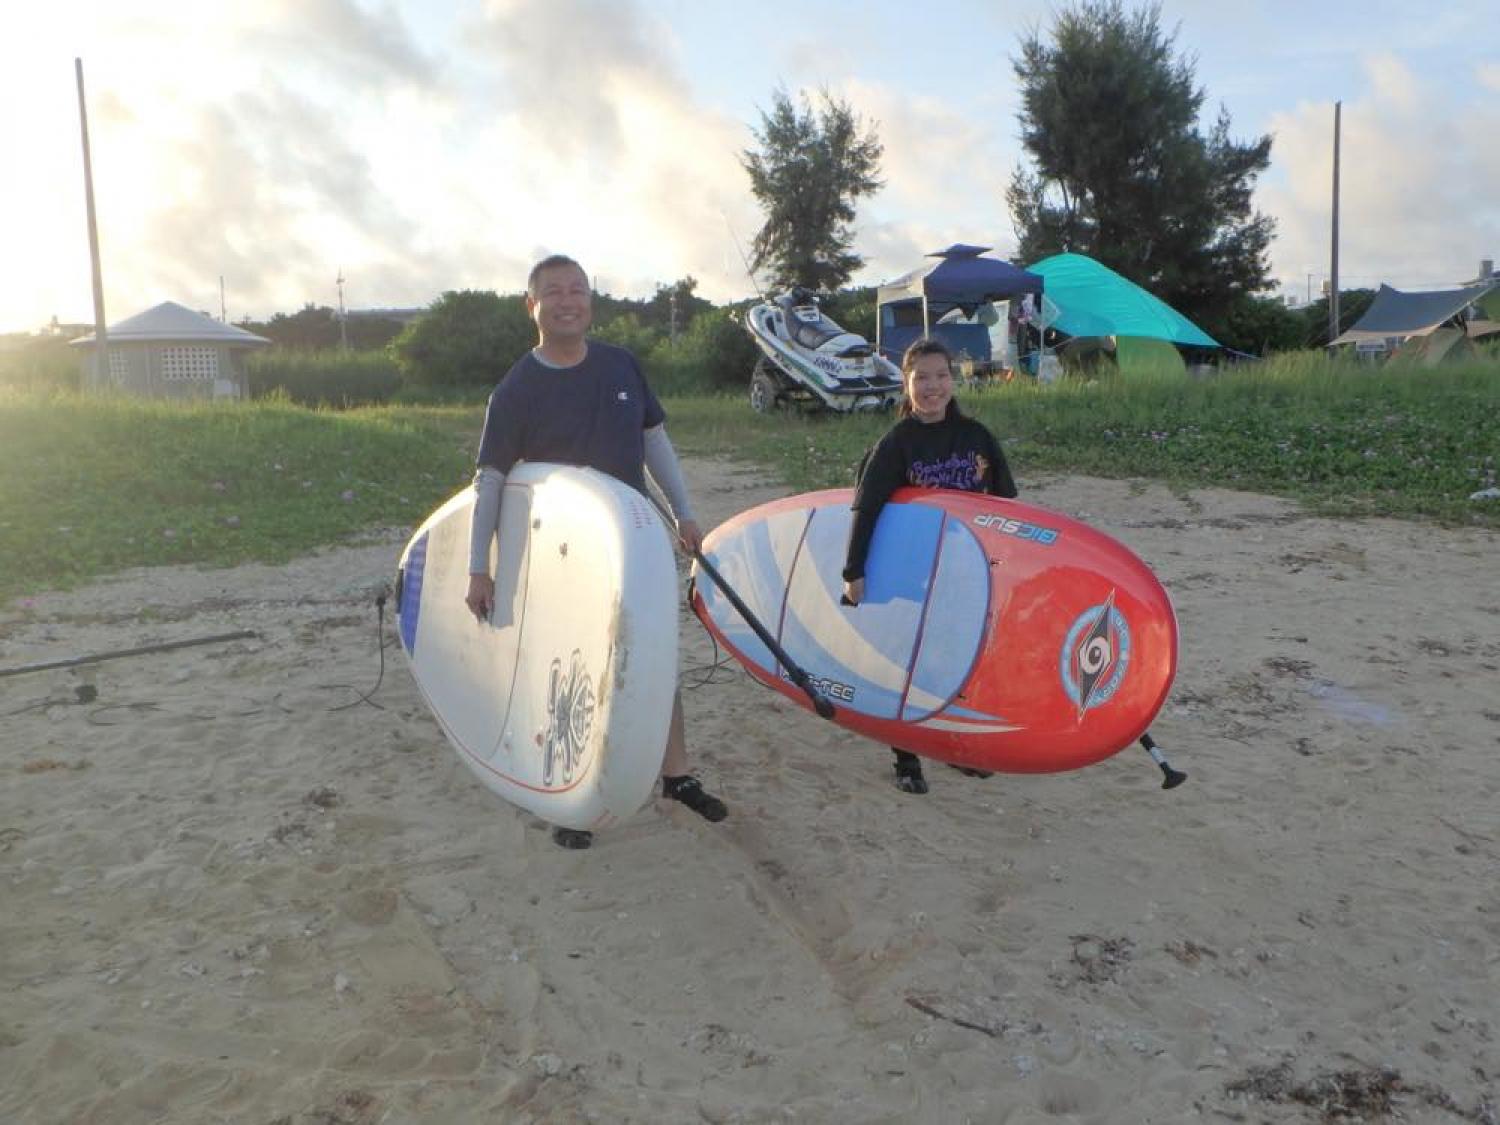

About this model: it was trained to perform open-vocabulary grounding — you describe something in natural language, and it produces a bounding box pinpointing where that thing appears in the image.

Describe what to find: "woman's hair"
[898,337,960,420]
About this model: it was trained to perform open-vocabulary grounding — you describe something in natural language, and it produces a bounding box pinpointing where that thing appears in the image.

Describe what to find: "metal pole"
[1329,101,1341,347]
[337,268,349,350]
[75,58,109,389]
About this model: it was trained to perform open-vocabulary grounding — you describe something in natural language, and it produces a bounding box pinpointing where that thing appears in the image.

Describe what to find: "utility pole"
[336,268,349,350]
[75,58,108,388]
[1329,101,1342,347]
[219,276,227,322]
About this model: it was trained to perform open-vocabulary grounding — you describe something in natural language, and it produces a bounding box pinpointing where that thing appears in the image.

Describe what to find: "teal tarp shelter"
[1027,253,1219,348]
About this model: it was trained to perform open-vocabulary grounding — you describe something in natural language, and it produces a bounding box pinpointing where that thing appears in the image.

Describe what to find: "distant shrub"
[0,337,81,394]
[391,290,533,388]
[593,313,664,359]
[248,348,402,406]
[644,308,760,395]
[820,286,877,344]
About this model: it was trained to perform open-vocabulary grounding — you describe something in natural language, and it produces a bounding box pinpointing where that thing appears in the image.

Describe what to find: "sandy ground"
[1,458,1497,1125]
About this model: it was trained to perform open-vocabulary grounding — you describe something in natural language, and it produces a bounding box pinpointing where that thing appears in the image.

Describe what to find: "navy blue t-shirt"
[475,341,665,494]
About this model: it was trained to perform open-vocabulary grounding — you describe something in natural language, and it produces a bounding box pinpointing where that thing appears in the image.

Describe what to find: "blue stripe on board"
[399,532,428,654]
[775,503,943,720]
[901,516,989,720]
[865,504,945,604]
[896,511,949,721]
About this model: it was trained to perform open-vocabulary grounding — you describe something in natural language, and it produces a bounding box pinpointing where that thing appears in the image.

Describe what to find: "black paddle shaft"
[691,549,836,720]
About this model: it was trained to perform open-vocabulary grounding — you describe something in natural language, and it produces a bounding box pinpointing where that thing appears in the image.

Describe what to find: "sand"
[1,459,1497,1124]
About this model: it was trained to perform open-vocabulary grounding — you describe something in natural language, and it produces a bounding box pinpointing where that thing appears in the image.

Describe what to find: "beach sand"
[2,459,1497,1124]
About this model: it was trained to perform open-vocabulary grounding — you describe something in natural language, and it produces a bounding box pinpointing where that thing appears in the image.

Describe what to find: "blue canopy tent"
[876,244,1044,366]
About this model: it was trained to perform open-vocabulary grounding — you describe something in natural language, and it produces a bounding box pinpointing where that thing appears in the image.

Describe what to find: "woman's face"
[906,352,953,422]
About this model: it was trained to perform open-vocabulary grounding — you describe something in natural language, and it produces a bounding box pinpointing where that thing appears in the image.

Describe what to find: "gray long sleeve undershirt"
[467,425,694,576]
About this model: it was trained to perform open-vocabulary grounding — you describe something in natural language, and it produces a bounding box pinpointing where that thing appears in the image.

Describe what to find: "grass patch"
[668,356,1500,525]
[0,353,1495,604]
[0,393,482,606]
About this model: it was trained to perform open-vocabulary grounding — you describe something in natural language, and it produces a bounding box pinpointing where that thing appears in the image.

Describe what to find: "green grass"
[0,352,1496,605]
[669,355,1500,524]
[0,394,482,606]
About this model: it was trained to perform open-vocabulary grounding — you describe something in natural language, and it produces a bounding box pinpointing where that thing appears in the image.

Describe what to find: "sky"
[3,0,1498,333]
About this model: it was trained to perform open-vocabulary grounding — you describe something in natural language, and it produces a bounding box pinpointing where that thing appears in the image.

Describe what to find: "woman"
[841,337,1018,794]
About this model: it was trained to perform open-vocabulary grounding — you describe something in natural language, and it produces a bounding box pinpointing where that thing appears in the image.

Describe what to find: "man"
[464,254,727,849]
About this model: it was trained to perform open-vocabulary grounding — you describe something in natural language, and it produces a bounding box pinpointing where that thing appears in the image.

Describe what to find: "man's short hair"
[527,254,586,297]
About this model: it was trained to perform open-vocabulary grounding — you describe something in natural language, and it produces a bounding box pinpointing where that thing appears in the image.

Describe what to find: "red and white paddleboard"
[692,488,1177,774]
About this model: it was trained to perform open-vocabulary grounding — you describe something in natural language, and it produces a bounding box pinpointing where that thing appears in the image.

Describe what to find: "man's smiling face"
[527,262,593,344]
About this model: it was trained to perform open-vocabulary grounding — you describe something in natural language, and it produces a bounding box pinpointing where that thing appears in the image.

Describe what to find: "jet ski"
[743,288,903,413]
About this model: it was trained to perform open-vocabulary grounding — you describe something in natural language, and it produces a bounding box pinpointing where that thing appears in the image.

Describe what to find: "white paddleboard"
[396,463,679,831]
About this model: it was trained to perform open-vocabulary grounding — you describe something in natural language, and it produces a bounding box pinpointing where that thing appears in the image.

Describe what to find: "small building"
[70,301,270,399]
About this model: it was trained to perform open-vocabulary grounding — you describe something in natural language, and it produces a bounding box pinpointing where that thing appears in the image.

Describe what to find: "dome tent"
[70,301,270,399]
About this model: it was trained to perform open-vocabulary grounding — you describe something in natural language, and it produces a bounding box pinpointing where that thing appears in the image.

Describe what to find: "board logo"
[1059,589,1131,721]
[543,650,595,786]
[971,512,1059,545]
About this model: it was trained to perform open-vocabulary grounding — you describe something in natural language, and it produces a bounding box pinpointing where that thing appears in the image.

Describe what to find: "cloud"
[1258,53,1500,295]
[469,0,686,161]
[247,0,441,89]
[840,80,1026,283]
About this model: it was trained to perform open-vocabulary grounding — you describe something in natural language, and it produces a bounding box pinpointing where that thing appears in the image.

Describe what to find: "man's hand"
[465,574,495,623]
[676,518,703,555]
[841,577,864,606]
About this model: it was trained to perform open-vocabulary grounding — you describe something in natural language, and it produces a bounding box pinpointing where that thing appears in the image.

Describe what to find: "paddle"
[645,488,835,720]
[1140,732,1187,789]
[688,547,837,720]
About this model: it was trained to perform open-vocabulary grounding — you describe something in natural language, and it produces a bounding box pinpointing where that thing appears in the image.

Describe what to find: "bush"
[644,308,761,394]
[391,290,533,387]
[820,285,877,344]
[1207,293,1308,356]
[593,313,664,358]
[247,348,403,406]
[0,337,81,394]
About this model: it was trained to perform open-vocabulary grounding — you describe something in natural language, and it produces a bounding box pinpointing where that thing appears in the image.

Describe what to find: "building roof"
[70,301,271,347]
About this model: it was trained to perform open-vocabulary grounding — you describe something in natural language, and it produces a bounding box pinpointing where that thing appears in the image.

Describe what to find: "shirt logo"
[617,391,630,402]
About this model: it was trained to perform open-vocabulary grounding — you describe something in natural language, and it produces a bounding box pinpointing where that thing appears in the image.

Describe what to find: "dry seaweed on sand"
[1224,1058,1496,1123]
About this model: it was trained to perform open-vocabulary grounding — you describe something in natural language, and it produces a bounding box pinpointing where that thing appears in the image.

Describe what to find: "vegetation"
[665,357,1500,529]
[1007,0,1274,330]
[239,304,408,350]
[248,348,402,406]
[0,394,478,606]
[390,290,534,389]
[0,336,79,394]
[2,352,1494,605]
[741,87,884,293]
